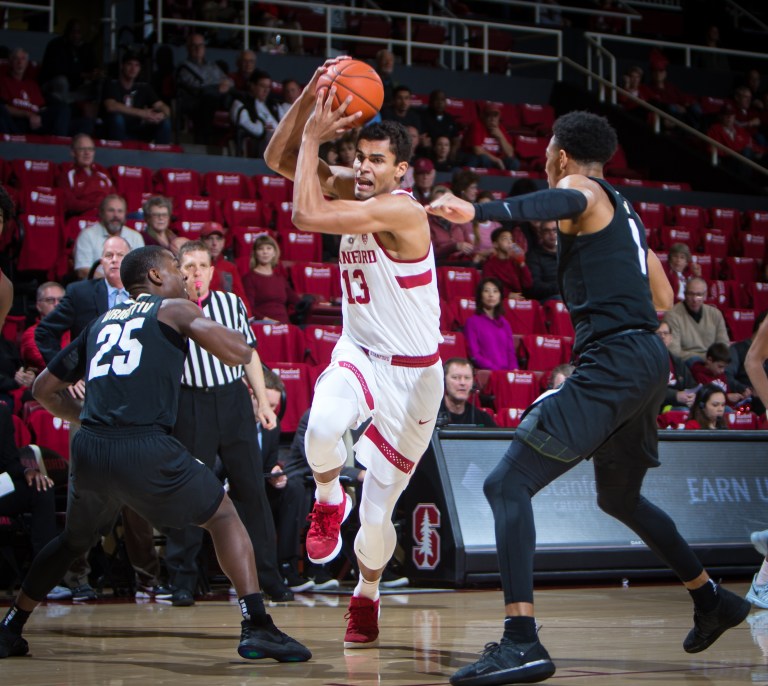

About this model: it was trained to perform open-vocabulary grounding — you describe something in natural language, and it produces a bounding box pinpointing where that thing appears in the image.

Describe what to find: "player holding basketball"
[265,61,443,648]
[427,111,750,685]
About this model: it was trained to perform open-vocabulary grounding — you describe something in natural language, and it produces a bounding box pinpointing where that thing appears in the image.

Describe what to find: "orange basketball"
[315,58,384,125]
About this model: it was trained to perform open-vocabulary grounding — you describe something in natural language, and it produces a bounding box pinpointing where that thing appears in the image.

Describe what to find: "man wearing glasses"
[56,133,114,218]
[20,282,65,372]
[663,276,730,365]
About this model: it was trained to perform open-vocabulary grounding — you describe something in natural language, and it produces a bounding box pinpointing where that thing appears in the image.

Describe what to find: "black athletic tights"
[484,439,705,605]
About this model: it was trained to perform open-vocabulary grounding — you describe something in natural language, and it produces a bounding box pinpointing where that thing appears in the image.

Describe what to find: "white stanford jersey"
[338,194,442,358]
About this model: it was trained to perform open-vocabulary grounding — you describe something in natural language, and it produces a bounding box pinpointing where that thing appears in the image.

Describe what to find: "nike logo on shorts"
[418,419,430,425]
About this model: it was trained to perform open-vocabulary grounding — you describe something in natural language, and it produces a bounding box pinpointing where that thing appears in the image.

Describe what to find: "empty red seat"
[745,210,768,236]
[544,300,574,336]
[725,412,759,430]
[723,257,757,282]
[254,174,291,214]
[444,97,478,129]
[741,232,766,261]
[499,103,521,134]
[9,158,56,188]
[153,168,202,198]
[671,205,708,232]
[110,164,153,196]
[438,330,468,361]
[273,201,296,233]
[520,334,569,371]
[503,298,545,335]
[280,230,322,262]
[270,362,313,432]
[204,171,253,201]
[303,324,342,367]
[751,282,768,313]
[17,214,60,273]
[437,266,479,300]
[701,230,729,260]
[221,198,264,228]
[660,226,698,253]
[290,262,340,302]
[691,254,714,281]
[174,195,219,223]
[518,103,554,135]
[485,370,537,410]
[449,298,476,328]
[513,135,548,170]
[710,207,741,236]
[708,280,740,309]
[25,407,70,460]
[497,407,526,428]
[635,201,665,231]
[174,220,206,240]
[724,308,756,341]
[251,322,306,365]
[19,187,63,220]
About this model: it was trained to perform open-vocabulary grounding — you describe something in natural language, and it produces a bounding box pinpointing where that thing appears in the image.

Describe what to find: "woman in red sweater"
[242,234,299,322]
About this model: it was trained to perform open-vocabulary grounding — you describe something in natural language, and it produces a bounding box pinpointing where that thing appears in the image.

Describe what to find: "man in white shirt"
[73,194,144,279]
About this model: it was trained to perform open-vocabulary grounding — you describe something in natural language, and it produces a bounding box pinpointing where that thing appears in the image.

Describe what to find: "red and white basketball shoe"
[305,488,352,564]
[344,596,380,649]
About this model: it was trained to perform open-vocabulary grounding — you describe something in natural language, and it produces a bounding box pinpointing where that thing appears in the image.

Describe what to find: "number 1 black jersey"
[557,177,659,356]
[49,293,187,430]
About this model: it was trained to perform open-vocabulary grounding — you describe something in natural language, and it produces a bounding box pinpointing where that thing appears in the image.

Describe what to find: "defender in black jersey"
[428,112,750,686]
[0,246,310,663]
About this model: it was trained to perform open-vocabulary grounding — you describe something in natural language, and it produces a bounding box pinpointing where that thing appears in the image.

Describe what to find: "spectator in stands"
[707,104,765,171]
[473,191,501,261]
[230,49,257,91]
[0,334,34,410]
[242,234,299,323]
[102,50,171,144]
[73,194,144,280]
[0,403,57,559]
[548,363,574,390]
[666,242,702,303]
[336,131,358,168]
[744,68,765,109]
[483,226,532,300]
[56,133,114,218]
[375,49,397,107]
[175,32,235,144]
[276,78,301,120]
[690,342,751,407]
[38,18,101,134]
[685,384,727,430]
[619,65,652,117]
[199,221,249,309]
[256,369,314,593]
[732,86,765,145]
[412,157,436,206]
[695,25,731,72]
[432,134,458,172]
[663,277,730,363]
[420,89,462,161]
[464,277,519,371]
[463,101,519,171]
[437,357,497,427]
[726,311,767,416]
[644,59,701,130]
[230,69,281,157]
[428,190,476,266]
[141,196,185,255]
[524,220,560,303]
[380,85,422,134]
[20,281,65,372]
[656,321,697,411]
[0,47,69,135]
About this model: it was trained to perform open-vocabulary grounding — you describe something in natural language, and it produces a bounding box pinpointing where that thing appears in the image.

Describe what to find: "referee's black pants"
[166,381,281,593]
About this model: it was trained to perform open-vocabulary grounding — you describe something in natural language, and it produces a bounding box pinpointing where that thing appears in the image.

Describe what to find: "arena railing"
[0,0,53,32]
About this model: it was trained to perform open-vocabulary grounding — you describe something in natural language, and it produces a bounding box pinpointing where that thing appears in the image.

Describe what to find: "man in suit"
[34,234,169,601]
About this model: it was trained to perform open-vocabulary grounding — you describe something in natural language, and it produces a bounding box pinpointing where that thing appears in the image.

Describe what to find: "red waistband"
[362,347,440,368]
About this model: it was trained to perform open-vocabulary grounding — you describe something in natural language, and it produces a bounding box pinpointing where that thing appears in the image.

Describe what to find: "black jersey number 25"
[88,319,145,379]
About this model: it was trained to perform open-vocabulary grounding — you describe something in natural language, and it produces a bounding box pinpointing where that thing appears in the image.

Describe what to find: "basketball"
[315,59,384,125]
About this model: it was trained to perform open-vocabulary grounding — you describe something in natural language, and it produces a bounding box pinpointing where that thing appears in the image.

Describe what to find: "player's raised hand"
[304,86,361,142]
[426,191,476,223]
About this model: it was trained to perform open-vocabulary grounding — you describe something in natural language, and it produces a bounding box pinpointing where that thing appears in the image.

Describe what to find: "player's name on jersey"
[339,249,378,265]
[102,300,154,321]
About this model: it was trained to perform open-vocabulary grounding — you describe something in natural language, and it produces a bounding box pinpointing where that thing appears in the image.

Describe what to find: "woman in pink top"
[463,277,519,371]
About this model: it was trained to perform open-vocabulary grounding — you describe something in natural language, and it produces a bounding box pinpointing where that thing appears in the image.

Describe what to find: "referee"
[164,240,293,604]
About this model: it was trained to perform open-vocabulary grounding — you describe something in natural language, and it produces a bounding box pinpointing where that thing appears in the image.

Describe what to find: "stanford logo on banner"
[412,503,441,570]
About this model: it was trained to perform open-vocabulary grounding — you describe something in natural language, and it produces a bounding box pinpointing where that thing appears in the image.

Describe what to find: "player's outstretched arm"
[648,250,673,311]
[265,57,351,182]
[746,316,768,417]
[162,298,253,367]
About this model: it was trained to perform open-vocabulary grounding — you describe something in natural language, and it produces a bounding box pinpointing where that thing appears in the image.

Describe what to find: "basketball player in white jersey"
[265,61,443,648]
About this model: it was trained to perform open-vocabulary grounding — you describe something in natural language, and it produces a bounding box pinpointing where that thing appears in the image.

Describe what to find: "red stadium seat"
[484,370,537,410]
[725,412,759,430]
[707,280,739,309]
[251,322,306,365]
[723,257,757,283]
[745,210,768,236]
[153,168,202,198]
[2,315,26,345]
[635,201,665,231]
[289,262,340,302]
[444,96,478,129]
[741,233,766,261]
[497,407,526,428]
[513,135,548,170]
[25,407,70,460]
[303,325,342,367]
[710,207,741,236]
[18,187,63,220]
[254,174,291,217]
[449,298,476,328]
[221,198,264,228]
[204,171,253,201]
[9,158,56,188]
[723,309,756,341]
[12,414,31,448]
[270,362,313,432]
[544,300,574,337]
[671,205,708,232]
[750,282,768,314]
[519,334,569,372]
[690,254,714,281]
[110,164,153,196]
[273,201,296,233]
[17,214,60,273]
[174,220,206,240]
[518,103,555,135]
[503,298,545,336]
[438,330,468,362]
[174,195,219,223]
[659,226,698,253]
[280,230,322,262]
[701,230,729,260]
[498,103,521,134]
[437,266,479,300]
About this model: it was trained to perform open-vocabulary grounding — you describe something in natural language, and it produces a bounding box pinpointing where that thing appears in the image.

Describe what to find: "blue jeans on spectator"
[106,112,172,144]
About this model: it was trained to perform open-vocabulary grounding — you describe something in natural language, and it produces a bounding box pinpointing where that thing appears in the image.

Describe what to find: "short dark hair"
[551,111,618,166]
[706,342,731,364]
[443,357,473,379]
[249,69,271,85]
[475,277,505,318]
[121,245,169,291]
[490,226,513,243]
[358,120,411,164]
[392,84,412,97]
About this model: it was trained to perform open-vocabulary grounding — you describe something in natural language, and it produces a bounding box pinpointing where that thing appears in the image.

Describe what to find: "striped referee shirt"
[181,290,256,388]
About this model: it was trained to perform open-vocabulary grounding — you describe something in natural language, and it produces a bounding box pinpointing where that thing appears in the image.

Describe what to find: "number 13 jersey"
[338,212,442,357]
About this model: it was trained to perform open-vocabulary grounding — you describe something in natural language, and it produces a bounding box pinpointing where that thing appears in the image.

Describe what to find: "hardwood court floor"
[1,581,764,685]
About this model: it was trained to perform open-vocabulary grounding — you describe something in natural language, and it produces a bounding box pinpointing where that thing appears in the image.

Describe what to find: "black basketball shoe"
[0,626,29,659]
[238,614,311,662]
[684,584,751,653]
[450,636,556,686]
